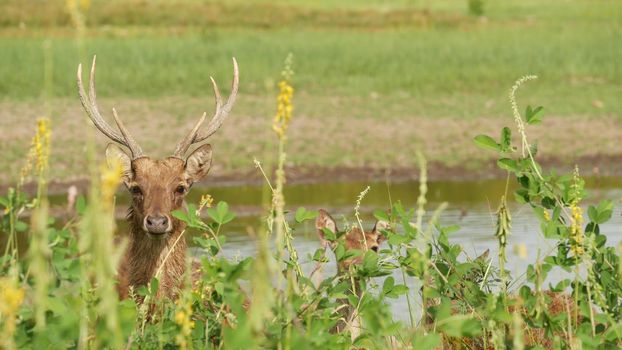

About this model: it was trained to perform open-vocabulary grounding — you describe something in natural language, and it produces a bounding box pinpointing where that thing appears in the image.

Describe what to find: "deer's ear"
[315,209,337,247]
[185,144,213,182]
[105,143,132,184]
[372,220,390,243]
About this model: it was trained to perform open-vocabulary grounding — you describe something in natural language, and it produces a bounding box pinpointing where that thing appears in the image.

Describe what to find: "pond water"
[43,176,622,322]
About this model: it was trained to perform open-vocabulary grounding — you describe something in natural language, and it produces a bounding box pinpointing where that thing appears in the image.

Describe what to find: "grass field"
[1,0,621,184]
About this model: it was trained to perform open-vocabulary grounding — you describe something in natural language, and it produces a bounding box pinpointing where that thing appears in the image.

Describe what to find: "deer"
[315,209,389,338]
[76,56,239,301]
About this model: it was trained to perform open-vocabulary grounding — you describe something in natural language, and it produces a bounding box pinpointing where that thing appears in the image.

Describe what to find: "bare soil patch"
[2,97,622,194]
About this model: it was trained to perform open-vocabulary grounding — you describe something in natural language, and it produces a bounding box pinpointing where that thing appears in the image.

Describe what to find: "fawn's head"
[77,56,238,238]
[315,209,389,272]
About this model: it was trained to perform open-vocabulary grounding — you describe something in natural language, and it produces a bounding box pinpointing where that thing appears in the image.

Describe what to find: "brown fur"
[111,147,213,301]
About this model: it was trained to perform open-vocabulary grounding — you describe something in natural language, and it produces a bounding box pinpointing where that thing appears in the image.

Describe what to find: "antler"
[77,56,144,159]
[172,57,239,158]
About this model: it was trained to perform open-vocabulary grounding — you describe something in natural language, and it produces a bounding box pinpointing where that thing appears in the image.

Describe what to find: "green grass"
[2,24,621,115]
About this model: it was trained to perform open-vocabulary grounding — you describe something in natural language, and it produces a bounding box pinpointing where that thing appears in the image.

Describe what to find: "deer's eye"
[175,185,187,195]
[129,186,142,196]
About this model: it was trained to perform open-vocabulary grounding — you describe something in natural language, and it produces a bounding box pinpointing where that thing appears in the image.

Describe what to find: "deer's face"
[315,209,389,271]
[77,56,238,238]
[107,144,212,238]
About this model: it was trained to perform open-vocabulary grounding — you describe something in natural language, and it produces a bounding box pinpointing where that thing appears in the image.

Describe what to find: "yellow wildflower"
[100,158,123,209]
[543,210,550,221]
[570,203,584,257]
[18,118,49,188]
[175,310,186,325]
[197,193,214,214]
[79,0,90,11]
[273,54,294,140]
[34,118,51,177]
[0,277,25,340]
[18,147,35,188]
[174,298,195,350]
[514,243,528,260]
[0,281,24,316]
[569,166,584,257]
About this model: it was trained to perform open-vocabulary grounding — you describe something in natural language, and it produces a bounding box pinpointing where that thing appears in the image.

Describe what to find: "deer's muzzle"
[143,214,171,235]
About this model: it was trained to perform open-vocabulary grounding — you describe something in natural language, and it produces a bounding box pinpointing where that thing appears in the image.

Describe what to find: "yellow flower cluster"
[570,203,584,257]
[273,54,294,140]
[0,278,25,336]
[34,118,51,176]
[174,298,195,350]
[18,148,35,188]
[273,80,294,139]
[19,118,51,188]
[198,194,214,211]
[100,158,123,209]
[514,243,528,260]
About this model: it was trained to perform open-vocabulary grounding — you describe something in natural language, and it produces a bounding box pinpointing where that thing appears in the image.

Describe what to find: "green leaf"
[334,243,345,261]
[410,332,441,350]
[588,200,614,224]
[500,127,512,151]
[389,284,409,297]
[473,135,500,151]
[312,248,327,262]
[207,202,236,225]
[438,315,482,338]
[14,220,28,232]
[388,233,410,246]
[149,277,159,296]
[373,209,390,221]
[322,227,336,241]
[497,158,518,172]
[441,225,460,235]
[76,195,87,215]
[171,209,189,223]
[362,250,379,271]
[525,105,544,125]
[214,282,224,295]
[382,276,395,295]
[294,207,317,223]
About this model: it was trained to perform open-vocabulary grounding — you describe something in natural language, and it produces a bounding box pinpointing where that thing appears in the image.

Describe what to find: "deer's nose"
[144,214,170,234]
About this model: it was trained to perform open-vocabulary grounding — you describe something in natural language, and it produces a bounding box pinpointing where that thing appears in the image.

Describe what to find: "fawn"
[315,209,389,337]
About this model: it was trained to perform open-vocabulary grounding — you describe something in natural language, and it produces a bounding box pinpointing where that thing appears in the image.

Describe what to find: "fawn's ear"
[474,249,490,262]
[185,144,213,183]
[105,143,132,185]
[372,220,390,243]
[315,209,337,247]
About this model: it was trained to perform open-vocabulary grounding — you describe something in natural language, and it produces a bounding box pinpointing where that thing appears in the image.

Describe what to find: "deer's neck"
[117,213,187,300]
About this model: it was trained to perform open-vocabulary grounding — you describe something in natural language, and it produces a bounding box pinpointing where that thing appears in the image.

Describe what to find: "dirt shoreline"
[6,154,622,197]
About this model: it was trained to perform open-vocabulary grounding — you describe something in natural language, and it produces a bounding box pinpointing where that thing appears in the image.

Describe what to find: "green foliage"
[468,0,485,17]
